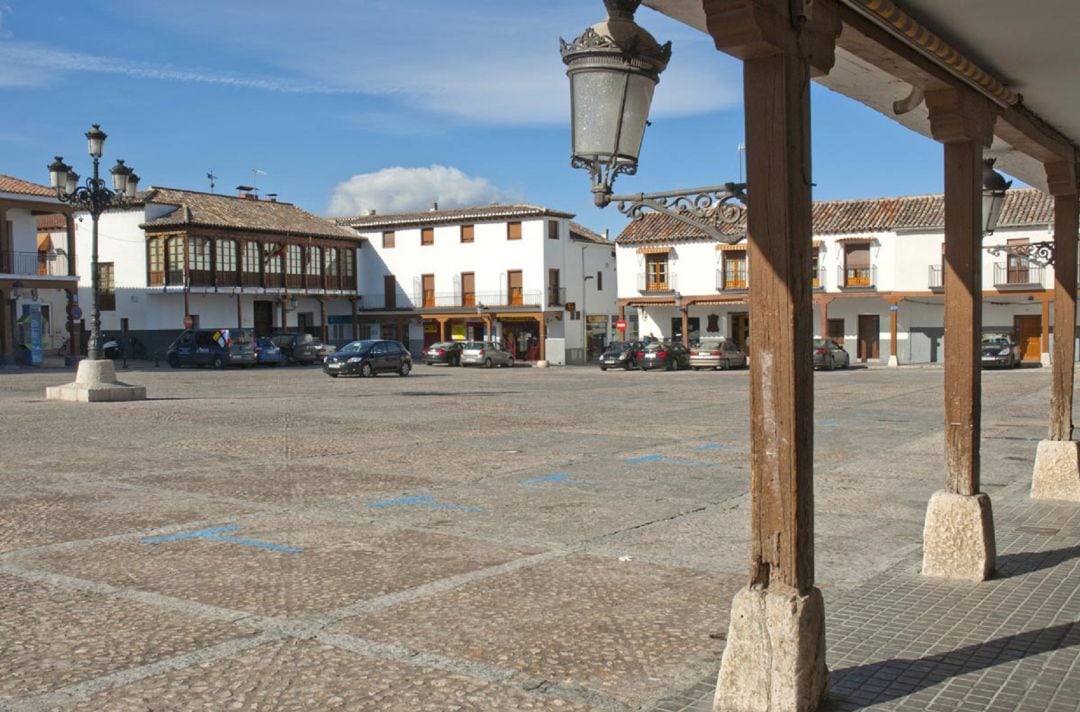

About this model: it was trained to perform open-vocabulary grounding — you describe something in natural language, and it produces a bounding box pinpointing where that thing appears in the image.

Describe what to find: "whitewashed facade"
[616,188,1064,365]
[337,205,617,365]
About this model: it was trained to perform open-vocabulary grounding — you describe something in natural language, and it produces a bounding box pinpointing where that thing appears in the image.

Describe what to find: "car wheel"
[841,355,849,369]
[600,365,608,371]
[212,356,223,369]
[360,362,373,377]
[399,361,411,377]
[624,360,634,370]
[719,359,730,371]
[506,358,514,368]
[167,354,180,368]
[484,358,493,369]
[327,372,339,378]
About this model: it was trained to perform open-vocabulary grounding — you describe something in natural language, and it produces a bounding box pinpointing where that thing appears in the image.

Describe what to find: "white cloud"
[327,165,515,217]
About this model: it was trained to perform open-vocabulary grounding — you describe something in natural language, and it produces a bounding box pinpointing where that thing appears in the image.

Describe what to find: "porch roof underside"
[644,0,1080,192]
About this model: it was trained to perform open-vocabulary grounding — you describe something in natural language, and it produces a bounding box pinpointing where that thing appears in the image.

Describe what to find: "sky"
[1,0,956,237]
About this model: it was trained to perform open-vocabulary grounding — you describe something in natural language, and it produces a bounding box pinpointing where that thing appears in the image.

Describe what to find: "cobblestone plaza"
[1,363,1078,710]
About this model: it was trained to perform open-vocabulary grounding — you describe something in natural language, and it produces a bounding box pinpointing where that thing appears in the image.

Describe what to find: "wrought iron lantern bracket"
[984,241,1055,267]
[605,182,748,244]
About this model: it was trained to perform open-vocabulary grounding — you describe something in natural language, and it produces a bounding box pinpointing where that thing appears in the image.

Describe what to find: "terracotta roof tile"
[141,187,359,240]
[569,221,610,244]
[0,174,58,199]
[36,214,68,231]
[614,188,1053,244]
[335,203,574,230]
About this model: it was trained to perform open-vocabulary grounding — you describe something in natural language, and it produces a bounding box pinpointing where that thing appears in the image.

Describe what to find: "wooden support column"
[236,292,242,328]
[708,2,840,708]
[319,297,328,341]
[817,296,831,338]
[350,297,359,340]
[539,315,547,361]
[921,87,996,581]
[437,317,447,341]
[1032,160,1080,501]
[680,306,689,347]
[0,285,12,365]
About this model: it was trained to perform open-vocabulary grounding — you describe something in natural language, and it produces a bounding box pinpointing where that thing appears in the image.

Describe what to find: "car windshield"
[812,338,829,349]
[430,342,455,349]
[982,334,1011,345]
[695,339,724,349]
[226,329,254,346]
[462,342,487,350]
[339,340,375,354]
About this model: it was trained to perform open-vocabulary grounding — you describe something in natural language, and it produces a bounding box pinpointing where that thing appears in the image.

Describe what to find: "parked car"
[812,338,850,370]
[424,341,464,366]
[981,332,1021,368]
[460,341,514,368]
[269,332,318,365]
[323,339,412,377]
[166,328,256,368]
[310,338,336,363]
[638,340,691,371]
[690,338,748,370]
[599,341,643,371]
[253,337,286,366]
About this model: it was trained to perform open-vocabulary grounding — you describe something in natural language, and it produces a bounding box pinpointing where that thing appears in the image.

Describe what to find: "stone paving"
[0,361,1077,710]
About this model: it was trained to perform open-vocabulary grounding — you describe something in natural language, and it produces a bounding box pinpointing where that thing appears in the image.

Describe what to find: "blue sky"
[2,0,951,236]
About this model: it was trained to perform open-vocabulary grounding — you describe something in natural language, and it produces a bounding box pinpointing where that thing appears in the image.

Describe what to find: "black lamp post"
[48,124,140,360]
[982,158,1012,235]
[561,1,746,242]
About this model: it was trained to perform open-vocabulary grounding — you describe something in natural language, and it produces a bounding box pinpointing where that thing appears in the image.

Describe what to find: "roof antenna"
[206,170,217,193]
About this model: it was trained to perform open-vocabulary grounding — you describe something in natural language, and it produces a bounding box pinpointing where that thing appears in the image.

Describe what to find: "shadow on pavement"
[825,621,1080,710]
[995,544,1080,579]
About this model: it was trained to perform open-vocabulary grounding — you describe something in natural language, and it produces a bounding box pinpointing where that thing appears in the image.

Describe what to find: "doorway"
[857,314,880,362]
[730,312,750,356]
[826,318,845,345]
[254,300,274,336]
[670,316,700,344]
[1014,314,1042,362]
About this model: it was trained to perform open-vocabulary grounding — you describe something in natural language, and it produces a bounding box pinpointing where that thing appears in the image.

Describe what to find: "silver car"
[690,338,748,370]
[460,341,514,368]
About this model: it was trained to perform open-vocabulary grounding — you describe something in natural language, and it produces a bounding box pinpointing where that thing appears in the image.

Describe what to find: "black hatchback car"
[599,341,643,371]
[324,339,412,377]
[423,341,464,366]
[638,341,692,371]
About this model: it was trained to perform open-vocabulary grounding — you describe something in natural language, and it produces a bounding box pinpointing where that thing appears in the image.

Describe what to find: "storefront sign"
[28,305,43,366]
[451,323,467,340]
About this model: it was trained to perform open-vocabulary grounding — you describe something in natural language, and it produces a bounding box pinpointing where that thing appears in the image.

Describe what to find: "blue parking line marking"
[520,472,597,487]
[625,454,664,464]
[141,525,302,553]
[695,443,725,451]
[366,495,487,513]
[625,454,719,468]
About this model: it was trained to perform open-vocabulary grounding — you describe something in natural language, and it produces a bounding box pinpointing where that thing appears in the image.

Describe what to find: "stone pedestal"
[46,359,147,402]
[887,355,899,367]
[921,490,995,581]
[535,360,549,368]
[714,586,828,712]
[1032,440,1080,501]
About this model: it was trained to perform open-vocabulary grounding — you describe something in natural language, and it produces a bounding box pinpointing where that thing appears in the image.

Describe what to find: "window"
[461,272,475,306]
[461,224,474,243]
[645,253,668,291]
[421,227,434,246]
[189,238,211,272]
[286,245,303,275]
[148,238,164,285]
[1006,239,1030,283]
[548,268,561,306]
[98,262,116,311]
[306,246,321,276]
[265,244,283,274]
[382,231,395,248]
[844,242,872,287]
[384,275,397,309]
[166,237,185,284]
[507,270,523,305]
[723,250,747,289]
[216,239,237,274]
[241,242,261,273]
[324,247,339,276]
[596,271,603,290]
[507,221,522,240]
[811,248,821,288]
[342,249,355,279]
[422,273,435,307]
[548,221,559,240]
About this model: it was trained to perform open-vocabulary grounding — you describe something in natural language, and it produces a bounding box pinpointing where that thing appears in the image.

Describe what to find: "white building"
[337,204,617,364]
[0,175,76,366]
[69,187,363,358]
[615,188,1062,365]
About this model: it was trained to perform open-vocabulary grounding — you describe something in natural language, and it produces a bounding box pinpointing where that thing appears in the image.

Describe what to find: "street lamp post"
[48,125,140,360]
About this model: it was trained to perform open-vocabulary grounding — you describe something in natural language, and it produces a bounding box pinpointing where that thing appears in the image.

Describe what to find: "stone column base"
[1041,352,1052,367]
[921,490,995,581]
[1032,440,1080,501]
[887,355,899,367]
[535,360,549,368]
[46,359,147,402]
[714,586,828,712]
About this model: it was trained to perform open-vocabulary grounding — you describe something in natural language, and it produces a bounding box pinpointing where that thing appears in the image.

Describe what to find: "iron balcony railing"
[929,265,943,290]
[993,262,1044,287]
[637,271,678,293]
[0,250,71,277]
[374,290,544,311]
[715,267,748,291]
[839,265,876,289]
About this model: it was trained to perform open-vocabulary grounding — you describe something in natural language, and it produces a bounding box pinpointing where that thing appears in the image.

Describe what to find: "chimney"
[430,202,438,212]
[235,185,258,200]
[267,193,278,203]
